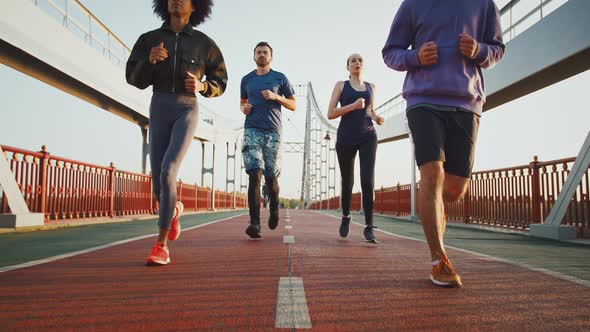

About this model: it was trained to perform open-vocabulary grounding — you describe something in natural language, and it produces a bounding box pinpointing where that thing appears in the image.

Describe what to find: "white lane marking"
[283,235,295,244]
[275,277,312,329]
[285,225,293,230]
[313,211,590,288]
[0,213,247,273]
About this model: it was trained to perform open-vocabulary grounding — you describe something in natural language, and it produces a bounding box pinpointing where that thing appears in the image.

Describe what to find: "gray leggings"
[149,92,199,229]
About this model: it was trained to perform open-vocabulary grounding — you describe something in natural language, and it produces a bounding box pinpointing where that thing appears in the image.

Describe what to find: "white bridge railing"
[30,0,130,67]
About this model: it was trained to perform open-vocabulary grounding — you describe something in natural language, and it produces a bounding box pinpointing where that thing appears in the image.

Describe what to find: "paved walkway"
[1,210,589,331]
[324,211,590,282]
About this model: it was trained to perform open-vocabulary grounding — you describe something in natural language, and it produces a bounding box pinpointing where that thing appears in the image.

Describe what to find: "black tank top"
[336,81,376,146]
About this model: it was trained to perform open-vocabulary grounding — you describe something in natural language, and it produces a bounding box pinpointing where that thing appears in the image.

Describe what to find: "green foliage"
[279,198,300,209]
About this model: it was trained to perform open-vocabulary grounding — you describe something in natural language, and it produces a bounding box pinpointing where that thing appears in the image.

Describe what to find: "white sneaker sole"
[362,236,378,244]
[146,257,170,266]
[429,275,462,288]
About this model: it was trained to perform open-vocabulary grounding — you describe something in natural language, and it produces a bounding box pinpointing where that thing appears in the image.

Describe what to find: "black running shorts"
[406,106,480,178]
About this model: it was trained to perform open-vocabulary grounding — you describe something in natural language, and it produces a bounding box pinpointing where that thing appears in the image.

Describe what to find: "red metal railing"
[328,196,340,210]
[215,190,230,210]
[380,184,413,216]
[114,169,152,216]
[350,192,361,212]
[235,193,247,210]
[196,187,212,211]
[315,185,413,216]
[2,146,44,216]
[538,157,589,233]
[1,145,247,222]
[177,181,196,211]
[446,163,535,228]
[310,156,590,237]
[446,156,590,235]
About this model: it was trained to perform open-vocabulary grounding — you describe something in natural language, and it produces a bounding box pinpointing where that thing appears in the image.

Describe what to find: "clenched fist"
[418,41,438,66]
[241,103,253,115]
[185,71,205,93]
[149,41,168,65]
[375,116,385,126]
[353,98,365,110]
[459,34,479,59]
[261,90,278,101]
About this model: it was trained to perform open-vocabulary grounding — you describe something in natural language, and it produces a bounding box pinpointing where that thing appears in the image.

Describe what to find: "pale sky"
[1,0,588,199]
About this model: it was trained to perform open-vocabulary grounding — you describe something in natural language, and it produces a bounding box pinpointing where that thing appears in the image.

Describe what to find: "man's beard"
[256,59,268,67]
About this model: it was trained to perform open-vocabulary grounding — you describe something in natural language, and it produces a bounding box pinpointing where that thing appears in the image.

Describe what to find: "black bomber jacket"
[126,23,227,98]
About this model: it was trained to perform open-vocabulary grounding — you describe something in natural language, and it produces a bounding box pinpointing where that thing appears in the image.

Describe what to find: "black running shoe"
[245,222,261,239]
[363,225,377,243]
[268,210,279,230]
[339,215,351,238]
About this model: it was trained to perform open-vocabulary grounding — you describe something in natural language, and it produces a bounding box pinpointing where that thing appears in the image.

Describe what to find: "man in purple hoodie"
[382,0,505,288]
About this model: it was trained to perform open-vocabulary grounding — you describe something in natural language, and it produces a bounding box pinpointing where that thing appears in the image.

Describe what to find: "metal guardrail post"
[396,183,401,216]
[195,182,199,211]
[380,186,384,214]
[530,156,542,224]
[38,145,50,217]
[108,162,115,217]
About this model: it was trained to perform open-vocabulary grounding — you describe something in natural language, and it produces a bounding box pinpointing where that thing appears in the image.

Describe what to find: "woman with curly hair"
[126,0,227,266]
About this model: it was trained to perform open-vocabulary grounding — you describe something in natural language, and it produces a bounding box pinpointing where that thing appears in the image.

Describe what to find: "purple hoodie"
[382,0,505,114]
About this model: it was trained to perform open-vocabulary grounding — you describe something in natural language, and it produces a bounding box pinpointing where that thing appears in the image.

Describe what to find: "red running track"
[1,209,589,331]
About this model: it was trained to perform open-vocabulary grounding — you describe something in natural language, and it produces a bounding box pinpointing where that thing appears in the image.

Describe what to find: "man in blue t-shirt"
[240,41,296,239]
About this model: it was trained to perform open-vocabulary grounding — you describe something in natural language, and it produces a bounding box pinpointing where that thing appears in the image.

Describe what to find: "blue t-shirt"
[240,69,295,134]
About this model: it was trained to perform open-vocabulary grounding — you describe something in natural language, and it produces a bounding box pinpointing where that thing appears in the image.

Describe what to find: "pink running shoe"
[145,242,170,266]
[168,201,184,241]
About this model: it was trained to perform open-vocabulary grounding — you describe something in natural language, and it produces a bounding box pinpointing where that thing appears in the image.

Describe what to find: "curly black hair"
[152,0,213,26]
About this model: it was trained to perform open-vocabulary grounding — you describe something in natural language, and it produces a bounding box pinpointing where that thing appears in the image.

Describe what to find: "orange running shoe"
[430,255,462,288]
[145,242,170,266]
[168,201,184,241]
